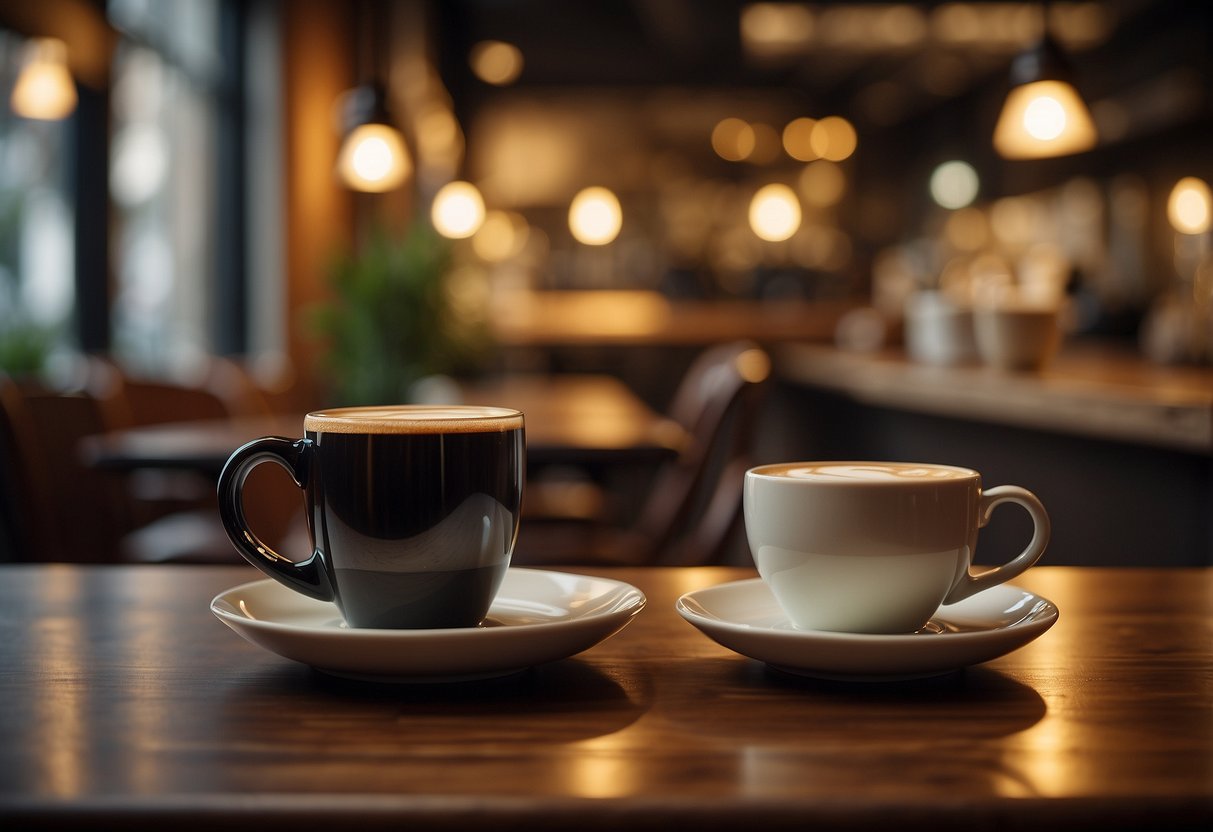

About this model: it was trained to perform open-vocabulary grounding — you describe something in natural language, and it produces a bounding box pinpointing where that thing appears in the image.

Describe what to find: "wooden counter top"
[491,291,855,346]
[777,342,1213,453]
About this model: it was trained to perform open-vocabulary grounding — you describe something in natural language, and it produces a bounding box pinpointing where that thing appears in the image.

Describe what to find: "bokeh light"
[809,116,857,161]
[336,123,410,192]
[431,181,486,239]
[712,117,756,161]
[470,41,524,86]
[1168,177,1212,235]
[569,187,622,245]
[929,160,980,209]
[749,183,802,241]
[472,210,529,261]
[783,117,819,162]
[798,160,846,208]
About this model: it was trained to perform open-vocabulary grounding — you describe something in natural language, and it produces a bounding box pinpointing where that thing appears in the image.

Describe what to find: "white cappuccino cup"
[744,462,1050,634]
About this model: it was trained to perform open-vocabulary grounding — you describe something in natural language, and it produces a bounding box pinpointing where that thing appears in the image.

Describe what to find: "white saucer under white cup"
[676,578,1058,681]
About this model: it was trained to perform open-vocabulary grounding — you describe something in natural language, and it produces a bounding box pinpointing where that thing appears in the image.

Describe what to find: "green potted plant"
[311,220,492,405]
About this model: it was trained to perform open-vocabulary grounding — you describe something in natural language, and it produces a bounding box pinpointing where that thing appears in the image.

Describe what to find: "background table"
[81,374,686,475]
[1,564,1209,830]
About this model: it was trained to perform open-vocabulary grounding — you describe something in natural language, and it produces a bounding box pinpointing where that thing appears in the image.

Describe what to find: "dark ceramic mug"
[218,405,525,629]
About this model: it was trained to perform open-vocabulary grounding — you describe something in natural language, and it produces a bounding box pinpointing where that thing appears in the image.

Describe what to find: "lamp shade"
[993,36,1096,160]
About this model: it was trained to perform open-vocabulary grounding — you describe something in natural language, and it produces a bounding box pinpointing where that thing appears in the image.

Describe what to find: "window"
[0,0,283,379]
[0,31,75,375]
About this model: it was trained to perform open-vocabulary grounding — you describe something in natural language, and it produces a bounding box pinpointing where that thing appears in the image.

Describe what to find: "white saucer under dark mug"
[676,578,1058,681]
[211,568,645,682]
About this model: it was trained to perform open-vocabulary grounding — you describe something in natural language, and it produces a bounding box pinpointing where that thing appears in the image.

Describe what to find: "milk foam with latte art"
[760,462,975,482]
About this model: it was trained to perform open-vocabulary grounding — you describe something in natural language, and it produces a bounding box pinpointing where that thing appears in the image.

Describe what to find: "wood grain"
[0,564,1210,831]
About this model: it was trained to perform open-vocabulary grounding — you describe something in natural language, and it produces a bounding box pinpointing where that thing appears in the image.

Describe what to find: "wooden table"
[81,374,687,475]
[1,564,1209,830]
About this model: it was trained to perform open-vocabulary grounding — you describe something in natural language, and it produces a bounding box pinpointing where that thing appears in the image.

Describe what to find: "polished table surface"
[1,564,1210,830]
[81,374,686,474]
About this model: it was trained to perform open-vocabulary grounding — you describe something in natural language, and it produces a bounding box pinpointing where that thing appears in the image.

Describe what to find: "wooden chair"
[512,341,771,567]
[0,358,300,565]
[0,373,134,562]
[0,374,41,561]
[88,357,296,565]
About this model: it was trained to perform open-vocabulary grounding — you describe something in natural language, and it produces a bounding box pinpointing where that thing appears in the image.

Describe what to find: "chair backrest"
[635,340,771,564]
[79,355,233,429]
[0,374,132,562]
[0,374,41,561]
[201,356,281,418]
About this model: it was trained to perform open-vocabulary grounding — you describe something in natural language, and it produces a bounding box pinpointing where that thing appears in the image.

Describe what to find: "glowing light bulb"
[1023,95,1066,140]
[336,123,409,192]
[11,38,76,120]
[432,181,486,239]
[749,184,801,242]
[993,79,1096,159]
[569,187,622,245]
[1168,177,1212,235]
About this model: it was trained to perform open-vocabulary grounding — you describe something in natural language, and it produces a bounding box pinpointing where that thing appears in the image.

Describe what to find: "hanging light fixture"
[993,10,1096,160]
[336,82,410,192]
[335,1,410,192]
[10,37,77,121]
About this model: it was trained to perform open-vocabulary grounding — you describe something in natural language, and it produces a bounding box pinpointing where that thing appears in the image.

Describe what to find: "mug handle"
[944,485,1050,605]
[217,436,335,602]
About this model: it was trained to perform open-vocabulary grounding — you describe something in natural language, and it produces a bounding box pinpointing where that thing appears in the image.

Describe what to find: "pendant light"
[336,1,410,192]
[10,37,77,121]
[336,82,410,192]
[993,7,1096,160]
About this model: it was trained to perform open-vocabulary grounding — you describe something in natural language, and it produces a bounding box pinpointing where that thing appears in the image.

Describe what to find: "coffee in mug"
[218,405,525,629]
[743,462,1049,634]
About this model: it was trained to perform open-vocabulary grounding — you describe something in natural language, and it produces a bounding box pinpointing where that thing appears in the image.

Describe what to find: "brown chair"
[0,359,298,565]
[0,374,44,561]
[512,341,771,567]
[0,373,135,562]
[87,357,297,565]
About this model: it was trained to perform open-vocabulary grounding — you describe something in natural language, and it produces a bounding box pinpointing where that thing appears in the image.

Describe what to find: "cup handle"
[943,485,1050,605]
[217,436,335,602]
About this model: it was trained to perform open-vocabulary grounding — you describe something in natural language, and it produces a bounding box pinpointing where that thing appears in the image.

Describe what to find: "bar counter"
[777,341,1213,453]
[772,341,1213,567]
[1,563,1209,830]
